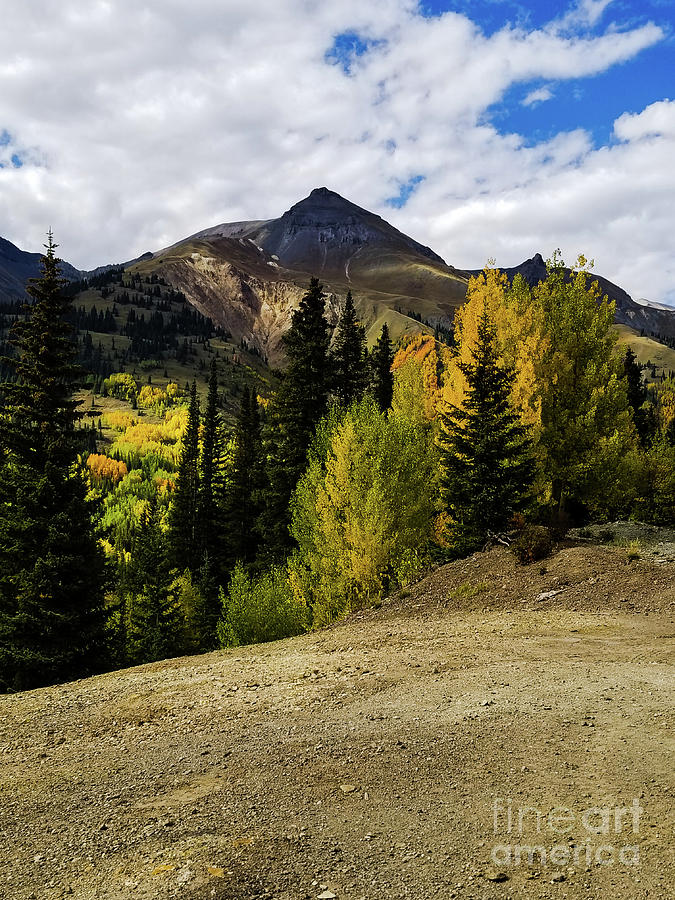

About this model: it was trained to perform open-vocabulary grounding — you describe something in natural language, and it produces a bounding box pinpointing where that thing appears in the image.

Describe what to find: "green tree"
[372,322,394,412]
[623,346,656,446]
[224,386,265,568]
[439,309,534,554]
[290,397,435,623]
[168,381,200,570]
[127,501,184,664]
[193,361,224,646]
[260,278,331,556]
[0,235,108,691]
[535,254,636,516]
[332,291,367,406]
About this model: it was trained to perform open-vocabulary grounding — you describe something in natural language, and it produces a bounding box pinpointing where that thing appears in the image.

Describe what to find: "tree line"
[1,239,674,692]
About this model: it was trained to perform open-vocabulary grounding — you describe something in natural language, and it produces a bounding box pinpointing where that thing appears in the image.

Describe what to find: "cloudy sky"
[0,0,673,302]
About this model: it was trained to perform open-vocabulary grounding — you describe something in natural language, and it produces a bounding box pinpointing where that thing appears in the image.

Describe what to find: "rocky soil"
[1,542,674,900]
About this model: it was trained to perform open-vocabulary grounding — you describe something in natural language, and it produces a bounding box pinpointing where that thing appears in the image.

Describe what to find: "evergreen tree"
[332,291,367,406]
[372,322,394,412]
[260,278,331,555]
[195,360,223,646]
[439,309,534,554]
[0,234,108,691]
[127,501,184,664]
[168,381,200,570]
[623,347,655,446]
[197,360,222,564]
[224,386,265,568]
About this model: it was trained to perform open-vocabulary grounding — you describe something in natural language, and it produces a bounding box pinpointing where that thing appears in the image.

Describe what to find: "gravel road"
[1,543,673,900]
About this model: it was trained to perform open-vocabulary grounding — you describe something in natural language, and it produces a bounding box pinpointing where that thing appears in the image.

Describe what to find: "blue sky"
[0,0,673,302]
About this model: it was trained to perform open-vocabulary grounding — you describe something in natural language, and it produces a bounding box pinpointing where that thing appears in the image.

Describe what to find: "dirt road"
[1,544,673,899]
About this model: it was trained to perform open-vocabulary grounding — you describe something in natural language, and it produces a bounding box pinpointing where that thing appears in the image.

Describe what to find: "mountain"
[493,253,675,342]
[0,236,80,299]
[137,191,675,361]
[2,189,674,359]
[130,188,470,362]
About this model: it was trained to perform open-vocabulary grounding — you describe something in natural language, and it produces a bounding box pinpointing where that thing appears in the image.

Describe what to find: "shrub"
[512,525,553,564]
[218,563,310,647]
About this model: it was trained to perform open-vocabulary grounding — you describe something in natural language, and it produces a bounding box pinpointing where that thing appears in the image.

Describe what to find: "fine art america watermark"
[491,798,643,869]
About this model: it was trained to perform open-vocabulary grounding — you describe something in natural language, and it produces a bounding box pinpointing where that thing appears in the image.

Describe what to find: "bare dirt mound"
[1,544,673,900]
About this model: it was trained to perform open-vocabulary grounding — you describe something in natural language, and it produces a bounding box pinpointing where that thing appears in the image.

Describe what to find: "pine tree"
[332,291,367,406]
[194,360,223,646]
[127,501,184,664]
[439,309,534,554]
[0,234,108,691]
[168,381,200,570]
[224,386,265,567]
[623,347,655,446]
[197,360,222,564]
[260,278,331,556]
[372,322,394,412]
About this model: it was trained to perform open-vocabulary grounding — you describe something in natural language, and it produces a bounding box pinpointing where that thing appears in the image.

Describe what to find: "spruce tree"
[168,381,200,570]
[260,278,331,555]
[439,309,534,554]
[372,322,394,412]
[195,360,223,646]
[332,291,367,406]
[0,235,108,691]
[197,360,222,564]
[224,386,265,567]
[623,347,655,446]
[127,501,184,664]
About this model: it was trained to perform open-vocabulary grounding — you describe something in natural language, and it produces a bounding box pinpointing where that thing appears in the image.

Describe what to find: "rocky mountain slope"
[132,188,470,362]
[1,539,673,899]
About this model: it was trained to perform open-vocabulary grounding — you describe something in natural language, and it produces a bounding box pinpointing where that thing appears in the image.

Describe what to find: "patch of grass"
[446,580,489,604]
[615,537,642,561]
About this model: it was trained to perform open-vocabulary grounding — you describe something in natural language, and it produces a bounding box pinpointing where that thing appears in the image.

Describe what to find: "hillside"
[1,538,673,900]
[0,235,80,298]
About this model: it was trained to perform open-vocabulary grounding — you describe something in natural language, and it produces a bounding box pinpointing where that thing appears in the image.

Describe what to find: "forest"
[1,239,674,692]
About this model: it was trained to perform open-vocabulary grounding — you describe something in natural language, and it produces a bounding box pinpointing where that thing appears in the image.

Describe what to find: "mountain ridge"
[2,189,674,358]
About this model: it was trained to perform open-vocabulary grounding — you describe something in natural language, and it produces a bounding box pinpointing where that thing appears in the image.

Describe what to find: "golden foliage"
[443,268,548,428]
[87,454,128,484]
[103,410,136,431]
[392,334,452,420]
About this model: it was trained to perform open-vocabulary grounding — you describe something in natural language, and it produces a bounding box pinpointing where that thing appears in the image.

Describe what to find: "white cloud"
[522,85,555,106]
[0,0,672,302]
[554,0,615,31]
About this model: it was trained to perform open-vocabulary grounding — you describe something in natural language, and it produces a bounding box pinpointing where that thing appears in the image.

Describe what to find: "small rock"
[207,866,225,877]
[339,784,356,793]
[486,871,509,882]
[317,892,337,900]
[551,872,566,883]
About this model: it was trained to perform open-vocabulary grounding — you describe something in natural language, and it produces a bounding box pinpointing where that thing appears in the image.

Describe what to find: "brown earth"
[1,543,674,900]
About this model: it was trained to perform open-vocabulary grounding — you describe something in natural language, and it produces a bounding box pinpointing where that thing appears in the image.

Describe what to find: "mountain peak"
[309,186,338,198]
[289,186,365,216]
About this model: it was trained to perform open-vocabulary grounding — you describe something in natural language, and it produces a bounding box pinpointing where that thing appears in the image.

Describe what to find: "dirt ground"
[1,542,674,900]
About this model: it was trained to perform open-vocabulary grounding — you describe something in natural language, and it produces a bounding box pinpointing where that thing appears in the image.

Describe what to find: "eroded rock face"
[157,252,339,365]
